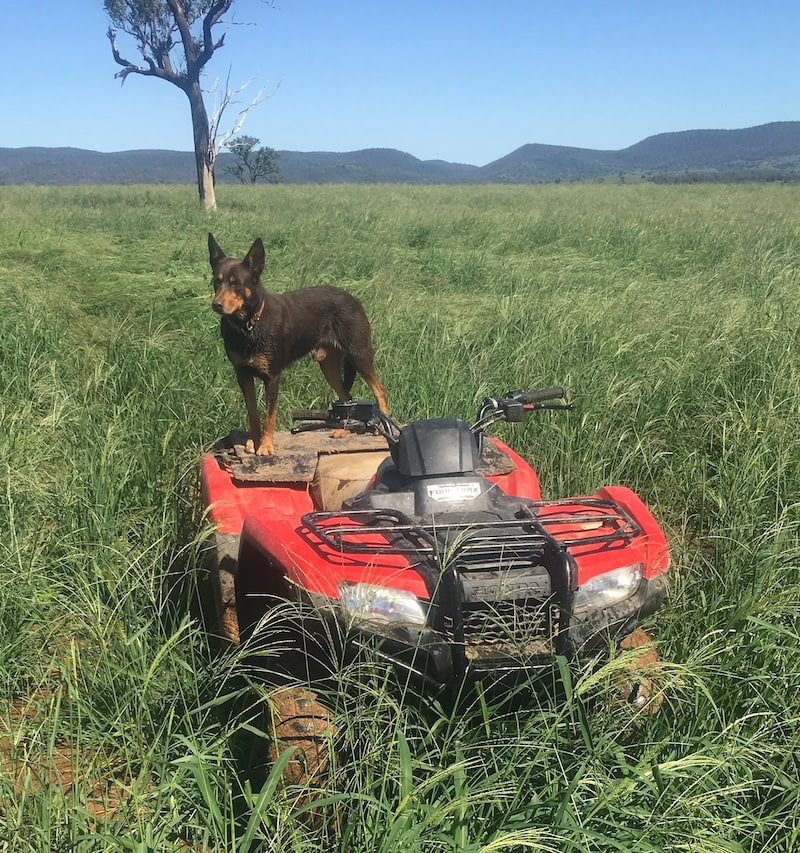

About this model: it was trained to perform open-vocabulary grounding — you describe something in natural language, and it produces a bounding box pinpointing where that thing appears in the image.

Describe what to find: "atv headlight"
[338,581,427,628]
[573,563,643,614]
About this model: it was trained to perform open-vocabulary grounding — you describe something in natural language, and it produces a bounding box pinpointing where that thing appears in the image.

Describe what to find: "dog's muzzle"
[211,301,224,315]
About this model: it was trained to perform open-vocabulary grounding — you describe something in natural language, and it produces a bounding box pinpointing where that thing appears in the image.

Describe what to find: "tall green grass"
[0,183,798,850]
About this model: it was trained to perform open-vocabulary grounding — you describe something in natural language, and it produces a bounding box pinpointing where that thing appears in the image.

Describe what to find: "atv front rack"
[301,496,641,557]
[302,508,437,555]
[522,496,642,546]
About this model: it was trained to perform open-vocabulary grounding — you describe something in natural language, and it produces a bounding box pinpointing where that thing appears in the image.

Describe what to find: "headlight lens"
[338,581,427,627]
[573,563,643,614]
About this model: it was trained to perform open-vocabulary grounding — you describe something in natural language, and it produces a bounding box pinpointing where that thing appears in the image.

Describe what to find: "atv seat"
[310,451,390,511]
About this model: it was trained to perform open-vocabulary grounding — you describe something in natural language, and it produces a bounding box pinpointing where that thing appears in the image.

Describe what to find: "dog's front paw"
[255,439,275,456]
[245,438,256,454]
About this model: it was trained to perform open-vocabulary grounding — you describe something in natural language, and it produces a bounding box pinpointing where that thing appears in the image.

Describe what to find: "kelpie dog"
[208,233,388,456]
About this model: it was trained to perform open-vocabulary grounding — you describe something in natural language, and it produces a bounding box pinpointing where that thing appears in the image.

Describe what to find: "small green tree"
[225,135,282,184]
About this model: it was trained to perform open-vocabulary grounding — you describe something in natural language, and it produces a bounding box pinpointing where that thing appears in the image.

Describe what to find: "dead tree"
[105,0,235,210]
[208,72,265,178]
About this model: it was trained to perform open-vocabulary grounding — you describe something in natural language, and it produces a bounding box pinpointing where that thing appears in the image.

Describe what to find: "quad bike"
[200,388,670,715]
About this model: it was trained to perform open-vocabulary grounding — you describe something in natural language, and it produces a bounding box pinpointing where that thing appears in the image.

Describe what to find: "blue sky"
[3,1,799,166]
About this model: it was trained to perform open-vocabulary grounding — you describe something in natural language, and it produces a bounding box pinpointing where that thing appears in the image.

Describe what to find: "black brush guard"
[301,496,641,676]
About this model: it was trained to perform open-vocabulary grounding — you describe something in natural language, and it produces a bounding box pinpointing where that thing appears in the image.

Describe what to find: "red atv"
[201,388,669,700]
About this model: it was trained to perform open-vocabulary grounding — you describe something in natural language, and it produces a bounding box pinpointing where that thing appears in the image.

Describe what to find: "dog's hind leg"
[315,347,350,402]
[236,368,262,453]
[349,355,388,415]
[364,369,388,415]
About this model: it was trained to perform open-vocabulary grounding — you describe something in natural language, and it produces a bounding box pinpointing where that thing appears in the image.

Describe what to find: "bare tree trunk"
[200,162,216,211]
[186,79,217,211]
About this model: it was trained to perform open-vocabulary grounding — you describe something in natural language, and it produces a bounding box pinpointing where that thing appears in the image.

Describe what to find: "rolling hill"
[2,121,799,185]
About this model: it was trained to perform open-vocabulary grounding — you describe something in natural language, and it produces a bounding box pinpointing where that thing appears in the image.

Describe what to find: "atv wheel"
[265,687,336,786]
[219,603,241,647]
[209,531,241,646]
[614,628,663,713]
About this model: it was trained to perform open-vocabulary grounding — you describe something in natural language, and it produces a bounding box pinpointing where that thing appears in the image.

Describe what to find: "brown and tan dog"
[208,233,388,455]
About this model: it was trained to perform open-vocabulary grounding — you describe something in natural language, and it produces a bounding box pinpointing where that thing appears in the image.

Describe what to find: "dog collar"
[245,297,265,333]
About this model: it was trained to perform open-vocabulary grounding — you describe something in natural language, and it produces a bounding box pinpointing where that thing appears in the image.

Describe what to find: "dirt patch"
[0,689,140,821]
[0,626,142,822]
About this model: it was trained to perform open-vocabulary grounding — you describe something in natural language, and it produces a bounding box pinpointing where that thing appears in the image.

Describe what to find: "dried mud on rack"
[212,430,516,483]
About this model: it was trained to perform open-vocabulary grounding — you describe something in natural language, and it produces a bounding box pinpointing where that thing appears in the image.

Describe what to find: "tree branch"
[208,73,266,159]
[107,26,175,85]
[194,0,233,75]
[165,0,195,68]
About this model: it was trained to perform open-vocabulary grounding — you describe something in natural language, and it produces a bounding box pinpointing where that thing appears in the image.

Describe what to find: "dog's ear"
[208,233,226,268]
[243,238,265,278]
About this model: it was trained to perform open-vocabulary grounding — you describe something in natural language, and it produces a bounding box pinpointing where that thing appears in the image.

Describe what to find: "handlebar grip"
[291,409,329,421]
[519,386,566,404]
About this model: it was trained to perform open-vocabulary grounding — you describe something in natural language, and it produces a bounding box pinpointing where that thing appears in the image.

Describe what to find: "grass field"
[0,182,798,851]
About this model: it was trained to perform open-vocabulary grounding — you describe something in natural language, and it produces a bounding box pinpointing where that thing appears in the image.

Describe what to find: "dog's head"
[208,233,265,320]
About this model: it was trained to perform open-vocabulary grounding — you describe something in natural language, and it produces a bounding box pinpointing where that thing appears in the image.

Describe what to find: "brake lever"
[370,414,401,445]
[525,402,573,411]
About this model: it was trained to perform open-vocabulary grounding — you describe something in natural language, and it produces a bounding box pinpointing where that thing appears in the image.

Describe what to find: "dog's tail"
[342,355,357,399]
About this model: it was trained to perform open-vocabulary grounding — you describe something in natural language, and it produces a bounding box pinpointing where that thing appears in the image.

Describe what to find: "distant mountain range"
[3,122,800,185]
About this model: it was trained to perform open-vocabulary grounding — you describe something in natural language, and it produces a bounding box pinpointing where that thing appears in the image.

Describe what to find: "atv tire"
[265,686,336,786]
[614,627,663,713]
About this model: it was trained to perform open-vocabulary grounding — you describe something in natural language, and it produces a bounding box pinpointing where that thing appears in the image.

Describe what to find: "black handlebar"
[291,408,330,421]
[505,386,566,405]
[290,386,569,440]
[291,401,377,424]
[472,386,571,433]
[290,399,400,440]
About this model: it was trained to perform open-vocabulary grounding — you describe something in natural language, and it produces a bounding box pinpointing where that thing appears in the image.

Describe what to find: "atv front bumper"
[311,571,668,690]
